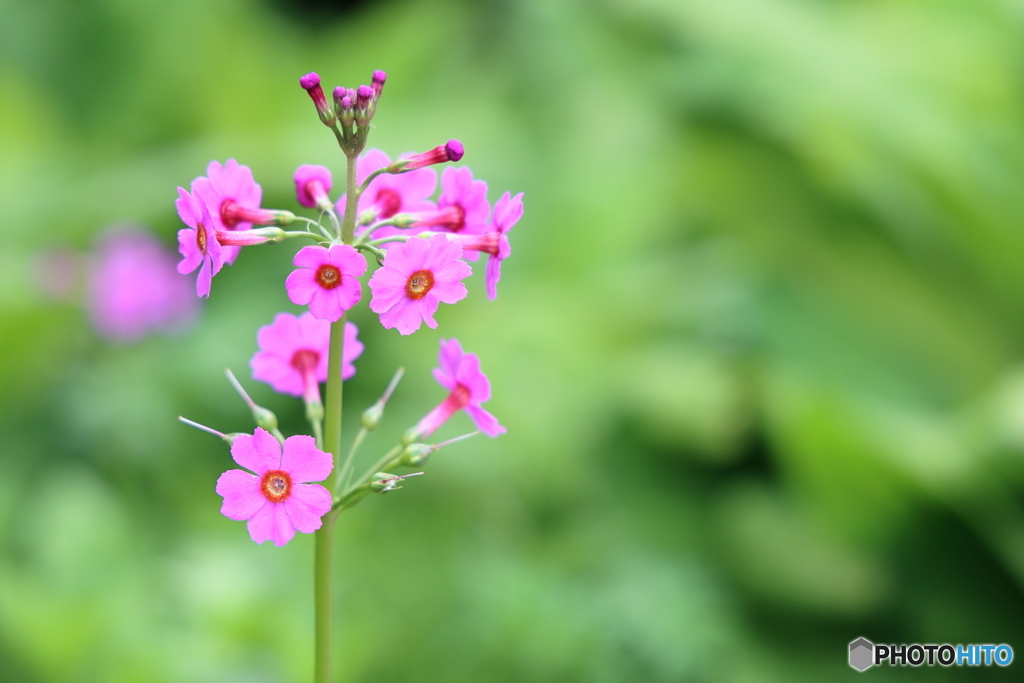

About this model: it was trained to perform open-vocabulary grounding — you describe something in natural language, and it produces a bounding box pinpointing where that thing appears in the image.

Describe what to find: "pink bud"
[299,72,335,126]
[400,140,465,171]
[371,70,387,99]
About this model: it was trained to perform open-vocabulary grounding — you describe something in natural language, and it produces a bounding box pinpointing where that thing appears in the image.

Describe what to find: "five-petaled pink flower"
[192,159,270,265]
[215,427,333,546]
[414,338,505,438]
[176,186,224,298]
[251,312,363,403]
[368,234,471,335]
[286,245,367,322]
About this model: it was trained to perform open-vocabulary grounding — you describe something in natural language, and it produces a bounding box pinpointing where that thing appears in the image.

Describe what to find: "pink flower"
[413,166,491,263]
[294,164,333,209]
[335,149,437,229]
[414,338,505,438]
[215,427,333,546]
[191,159,269,265]
[441,192,522,299]
[88,228,198,341]
[285,245,367,322]
[368,234,471,335]
[251,312,363,402]
[484,191,523,299]
[176,186,224,298]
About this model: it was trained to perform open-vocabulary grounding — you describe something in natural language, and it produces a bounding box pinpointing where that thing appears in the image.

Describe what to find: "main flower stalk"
[314,144,359,683]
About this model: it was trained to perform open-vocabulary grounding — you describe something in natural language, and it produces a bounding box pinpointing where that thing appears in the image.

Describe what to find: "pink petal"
[430,280,468,305]
[307,288,344,321]
[216,470,265,520]
[283,484,333,533]
[330,244,368,276]
[465,403,506,437]
[294,245,330,269]
[251,351,304,396]
[457,353,491,402]
[286,268,321,306]
[247,502,296,546]
[486,257,502,300]
[177,229,202,274]
[437,338,464,379]
[195,258,213,297]
[230,427,282,474]
[280,435,333,483]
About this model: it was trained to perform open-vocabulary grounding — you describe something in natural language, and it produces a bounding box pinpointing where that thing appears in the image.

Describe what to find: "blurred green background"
[3,0,1024,680]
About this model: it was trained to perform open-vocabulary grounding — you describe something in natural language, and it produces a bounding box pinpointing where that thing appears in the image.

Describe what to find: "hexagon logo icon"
[849,637,874,672]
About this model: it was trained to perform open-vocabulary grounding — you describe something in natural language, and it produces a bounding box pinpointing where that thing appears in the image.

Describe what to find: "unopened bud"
[397,140,464,171]
[253,406,278,431]
[371,70,387,100]
[400,442,433,467]
[299,72,336,127]
[362,401,384,430]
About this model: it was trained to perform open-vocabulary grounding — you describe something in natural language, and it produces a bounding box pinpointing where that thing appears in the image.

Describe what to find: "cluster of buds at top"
[300,70,388,156]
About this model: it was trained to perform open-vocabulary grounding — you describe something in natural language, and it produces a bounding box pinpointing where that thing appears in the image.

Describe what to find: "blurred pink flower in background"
[87,228,198,342]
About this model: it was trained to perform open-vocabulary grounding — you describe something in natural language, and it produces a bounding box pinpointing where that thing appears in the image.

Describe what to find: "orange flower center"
[315,264,342,289]
[405,269,434,300]
[260,469,293,503]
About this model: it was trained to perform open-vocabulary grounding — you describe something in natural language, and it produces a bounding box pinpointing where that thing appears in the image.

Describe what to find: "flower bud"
[397,140,464,171]
[362,401,384,430]
[252,405,278,432]
[299,72,336,127]
[371,70,387,100]
[400,442,433,467]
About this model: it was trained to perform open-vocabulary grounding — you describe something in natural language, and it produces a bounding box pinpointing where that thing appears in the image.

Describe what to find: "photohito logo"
[848,637,1013,671]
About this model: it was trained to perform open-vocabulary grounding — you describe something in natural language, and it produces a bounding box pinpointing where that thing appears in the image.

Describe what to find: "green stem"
[315,316,346,683]
[313,147,361,683]
[342,153,358,244]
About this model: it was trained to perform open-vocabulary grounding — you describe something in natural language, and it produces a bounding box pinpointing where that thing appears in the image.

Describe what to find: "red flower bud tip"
[299,72,321,90]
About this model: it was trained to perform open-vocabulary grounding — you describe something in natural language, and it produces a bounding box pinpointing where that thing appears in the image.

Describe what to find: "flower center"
[448,204,466,232]
[196,224,208,253]
[260,469,293,503]
[315,264,342,289]
[450,383,471,409]
[290,349,320,374]
[405,269,435,300]
[375,188,402,219]
[221,199,241,229]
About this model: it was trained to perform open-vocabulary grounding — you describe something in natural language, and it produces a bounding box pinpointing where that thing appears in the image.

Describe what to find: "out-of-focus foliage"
[3,0,1024,680]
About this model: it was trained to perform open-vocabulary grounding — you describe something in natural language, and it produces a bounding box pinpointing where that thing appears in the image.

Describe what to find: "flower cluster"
[175,69,522,548]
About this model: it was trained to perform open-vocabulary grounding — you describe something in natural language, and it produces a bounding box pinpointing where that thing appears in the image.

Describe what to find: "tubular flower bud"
[399,140,464,171]
[371,70,387,100]
[299,72,336,126]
